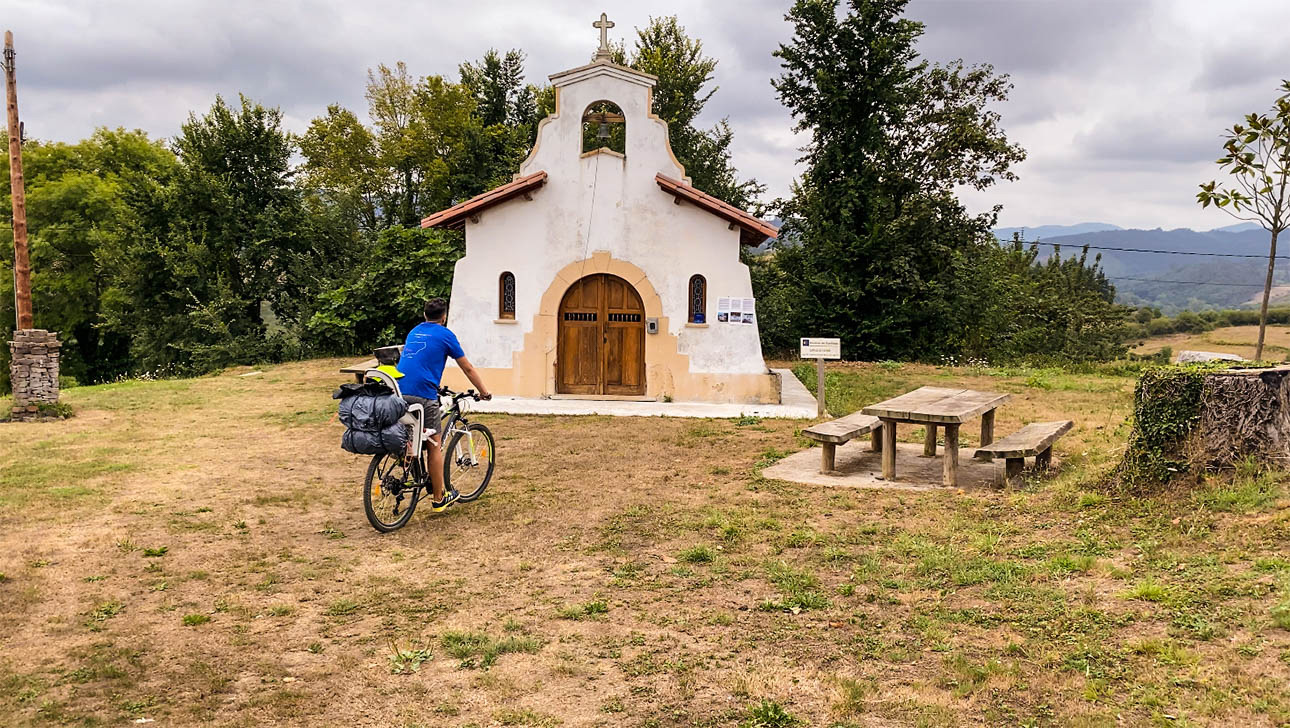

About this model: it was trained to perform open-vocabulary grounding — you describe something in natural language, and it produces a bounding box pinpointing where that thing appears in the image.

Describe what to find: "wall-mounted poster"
[716,297,756,324]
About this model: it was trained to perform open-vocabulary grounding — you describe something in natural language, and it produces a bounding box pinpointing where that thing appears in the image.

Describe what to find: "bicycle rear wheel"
[364,452,420,532]
[444,423,495,502]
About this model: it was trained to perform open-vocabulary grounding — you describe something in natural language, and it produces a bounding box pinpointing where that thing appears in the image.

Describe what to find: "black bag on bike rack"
[333,382,410,455]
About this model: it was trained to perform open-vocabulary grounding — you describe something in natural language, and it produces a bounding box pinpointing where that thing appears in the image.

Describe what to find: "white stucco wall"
[445,61,767,379]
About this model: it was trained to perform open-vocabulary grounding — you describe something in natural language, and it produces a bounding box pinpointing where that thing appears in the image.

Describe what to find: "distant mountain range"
[995,222,1280,313]
[994,222,1123,239]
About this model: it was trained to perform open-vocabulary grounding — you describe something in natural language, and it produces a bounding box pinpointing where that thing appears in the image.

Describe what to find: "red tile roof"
[420,171,548,230]
[655,174,779,246]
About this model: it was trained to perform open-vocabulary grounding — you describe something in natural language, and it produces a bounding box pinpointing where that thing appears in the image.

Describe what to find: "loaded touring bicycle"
[353,354,496,532]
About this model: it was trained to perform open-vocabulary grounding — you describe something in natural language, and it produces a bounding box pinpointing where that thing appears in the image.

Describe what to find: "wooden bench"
[802,413,884,473]
[973,420,1073,484]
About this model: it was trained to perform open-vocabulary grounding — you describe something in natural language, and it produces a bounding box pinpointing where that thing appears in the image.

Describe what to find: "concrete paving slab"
[762,441,1010,491]
[464,368,817,419]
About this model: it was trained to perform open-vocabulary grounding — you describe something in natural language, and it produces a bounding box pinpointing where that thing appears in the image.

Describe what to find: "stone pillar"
[8,329,61,421]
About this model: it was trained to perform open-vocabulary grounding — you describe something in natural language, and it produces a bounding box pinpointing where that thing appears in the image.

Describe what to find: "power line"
[1109,275,1270,288]
[1017,239,1290,260]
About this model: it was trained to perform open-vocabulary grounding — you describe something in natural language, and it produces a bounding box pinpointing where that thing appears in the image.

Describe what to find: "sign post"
[800,338,841,417]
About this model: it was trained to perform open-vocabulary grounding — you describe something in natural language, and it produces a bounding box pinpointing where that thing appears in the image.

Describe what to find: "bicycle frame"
[438,391,481,467]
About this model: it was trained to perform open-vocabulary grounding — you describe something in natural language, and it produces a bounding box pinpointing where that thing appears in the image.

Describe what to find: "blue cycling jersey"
[397,322,465,399]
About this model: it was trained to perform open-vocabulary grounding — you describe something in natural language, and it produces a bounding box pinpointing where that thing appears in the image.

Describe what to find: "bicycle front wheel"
[444,423,495,502]
[364,452,420,532]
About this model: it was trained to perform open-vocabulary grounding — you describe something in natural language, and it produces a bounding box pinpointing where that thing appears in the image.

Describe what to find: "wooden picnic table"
[339,358,379,383]
[862,386,1012,487]
[339,345,404,383]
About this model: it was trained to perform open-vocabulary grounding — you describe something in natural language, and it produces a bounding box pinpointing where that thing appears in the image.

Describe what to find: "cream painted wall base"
[439,365,782,405]
[443,251,781,405]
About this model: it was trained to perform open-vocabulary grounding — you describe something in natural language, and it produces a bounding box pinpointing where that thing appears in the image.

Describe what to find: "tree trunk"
[1256,228,1279,361]
[1190,367,1290,470]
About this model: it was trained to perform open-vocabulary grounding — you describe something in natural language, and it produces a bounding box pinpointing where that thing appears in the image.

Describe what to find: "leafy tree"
[971,239,1130,362]
[298,104,383,231]
[628,16,764,209]
[104,95,308,372]
[1197,80,1290,360]
[765,0,1027,360]
[0,128,177,389]
[359,63,478,227]
[458,49,547,193]
[303,226,460,353]
[459,49,533,129]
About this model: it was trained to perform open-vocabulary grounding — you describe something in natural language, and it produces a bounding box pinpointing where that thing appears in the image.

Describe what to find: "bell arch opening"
[581,100,626,155]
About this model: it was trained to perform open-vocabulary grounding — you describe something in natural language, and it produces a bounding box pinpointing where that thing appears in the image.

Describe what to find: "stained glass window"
[499,272,516,319]
[688,275,706,323]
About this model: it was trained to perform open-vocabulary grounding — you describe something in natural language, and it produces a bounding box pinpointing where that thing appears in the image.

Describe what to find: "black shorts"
[403,395,441,435]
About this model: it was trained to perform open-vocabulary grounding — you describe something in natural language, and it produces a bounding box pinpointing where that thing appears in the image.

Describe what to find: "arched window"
[688,275,706,324]
[581,101,626,155]
[499,272,516,320]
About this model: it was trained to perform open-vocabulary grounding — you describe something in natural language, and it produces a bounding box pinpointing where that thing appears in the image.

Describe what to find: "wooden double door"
[557,274,646,396]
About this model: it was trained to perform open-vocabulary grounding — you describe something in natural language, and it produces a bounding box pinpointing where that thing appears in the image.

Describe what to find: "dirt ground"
[1,358,1288,727]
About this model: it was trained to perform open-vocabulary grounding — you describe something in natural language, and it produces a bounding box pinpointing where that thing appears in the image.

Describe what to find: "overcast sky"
[5,0,1289,230]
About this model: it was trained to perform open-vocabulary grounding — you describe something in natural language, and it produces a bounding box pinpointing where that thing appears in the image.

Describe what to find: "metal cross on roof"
[593,13,614,58]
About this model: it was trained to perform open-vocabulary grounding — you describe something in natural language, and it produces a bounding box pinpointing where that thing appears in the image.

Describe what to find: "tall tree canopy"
[104,95,311,373]
[763,0,1031,360]
[627,16,764,210]
[0,128,177,388]
[753,0,1125,362]
[457,49,549,195]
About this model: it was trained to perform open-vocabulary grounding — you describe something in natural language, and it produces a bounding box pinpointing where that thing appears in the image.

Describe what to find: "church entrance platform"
[465,368,817,419]
[762,441,1003,491]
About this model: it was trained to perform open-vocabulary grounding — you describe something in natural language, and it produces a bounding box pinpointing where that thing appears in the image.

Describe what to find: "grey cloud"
[6,0,1290,229]
[1193,45,1290,93]
[1075,115,1222,165]
[908,0,1157,75]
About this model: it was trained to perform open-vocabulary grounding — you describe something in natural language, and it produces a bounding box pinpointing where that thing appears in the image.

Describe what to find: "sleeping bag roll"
[334,381,411,455]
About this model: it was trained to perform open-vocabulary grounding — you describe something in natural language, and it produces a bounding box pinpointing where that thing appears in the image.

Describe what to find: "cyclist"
[397,297,493,512]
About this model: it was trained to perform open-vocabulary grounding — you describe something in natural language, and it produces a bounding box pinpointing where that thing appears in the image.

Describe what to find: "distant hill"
[759,218,1281,314]
[1002,226,1283,314]
[1210,222,1264,234]
[994,222,1123,240]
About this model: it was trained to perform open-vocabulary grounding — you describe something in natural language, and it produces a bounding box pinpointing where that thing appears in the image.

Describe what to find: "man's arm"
[454,356,492,400]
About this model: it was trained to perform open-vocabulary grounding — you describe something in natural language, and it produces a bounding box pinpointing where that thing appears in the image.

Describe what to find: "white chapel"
[425,15,781,404]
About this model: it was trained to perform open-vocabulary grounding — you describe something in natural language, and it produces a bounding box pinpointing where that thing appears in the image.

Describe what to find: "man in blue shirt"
[397,297,492,511]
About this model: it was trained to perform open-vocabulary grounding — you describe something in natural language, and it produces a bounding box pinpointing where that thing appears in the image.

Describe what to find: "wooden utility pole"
[5,30,32,331]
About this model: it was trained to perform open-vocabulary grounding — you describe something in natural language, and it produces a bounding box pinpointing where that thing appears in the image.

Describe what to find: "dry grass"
[1133,324,1290,361]
[0,358,1288,726]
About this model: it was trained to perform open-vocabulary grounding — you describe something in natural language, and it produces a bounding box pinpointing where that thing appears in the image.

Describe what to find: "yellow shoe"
[429,488,460,512]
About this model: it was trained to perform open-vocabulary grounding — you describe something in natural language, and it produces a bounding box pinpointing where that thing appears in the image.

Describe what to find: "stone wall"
[9,329,61,421]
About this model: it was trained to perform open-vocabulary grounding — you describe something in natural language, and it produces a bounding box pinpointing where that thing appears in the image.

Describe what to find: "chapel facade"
[423,17,781,404]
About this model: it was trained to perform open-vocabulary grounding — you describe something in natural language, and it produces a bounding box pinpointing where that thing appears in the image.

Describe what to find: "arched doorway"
[557,273,645,395]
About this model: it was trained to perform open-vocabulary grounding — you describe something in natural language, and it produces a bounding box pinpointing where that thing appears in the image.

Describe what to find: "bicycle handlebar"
[437,385,490,401]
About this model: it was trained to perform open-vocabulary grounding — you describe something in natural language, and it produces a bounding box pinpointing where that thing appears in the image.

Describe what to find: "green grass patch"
[760,561,830,612]
[678,545,716,564]
[557,600,609,620]
[439,630,542,669]
[325,598,361,616]
[741,698,801,728]
[1122,578,1170,603]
